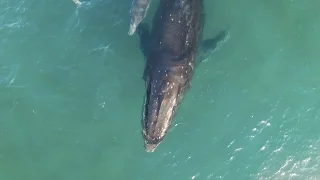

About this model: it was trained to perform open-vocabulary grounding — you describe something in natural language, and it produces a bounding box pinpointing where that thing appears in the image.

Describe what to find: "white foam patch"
[72,0,82,6]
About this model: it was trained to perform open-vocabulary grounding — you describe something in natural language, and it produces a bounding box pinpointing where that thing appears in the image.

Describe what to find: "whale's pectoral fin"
[136,23,151,58]
[197,30,229,67]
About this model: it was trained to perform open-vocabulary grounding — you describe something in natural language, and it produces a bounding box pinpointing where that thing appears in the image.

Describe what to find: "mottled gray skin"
[128,0,152,35]
[136,0,205,153]
[137,0,228,153]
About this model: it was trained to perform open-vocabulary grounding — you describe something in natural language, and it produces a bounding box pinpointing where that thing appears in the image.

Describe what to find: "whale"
[128,0,152,36]
[136,0,228,152]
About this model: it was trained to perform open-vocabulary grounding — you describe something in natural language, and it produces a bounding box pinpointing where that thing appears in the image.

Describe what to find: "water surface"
[1,0,320,179]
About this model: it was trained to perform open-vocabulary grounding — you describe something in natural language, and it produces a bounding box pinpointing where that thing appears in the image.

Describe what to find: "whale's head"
[142,71,180,152]
[141,52,191,152]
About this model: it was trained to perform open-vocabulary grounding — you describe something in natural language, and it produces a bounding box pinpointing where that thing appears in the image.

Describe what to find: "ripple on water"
[253,104,320,180]
[0,0,30,32]
[0,64,24,88]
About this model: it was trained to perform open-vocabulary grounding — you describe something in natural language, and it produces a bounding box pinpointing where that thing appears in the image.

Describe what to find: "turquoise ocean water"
[1,0,320,179]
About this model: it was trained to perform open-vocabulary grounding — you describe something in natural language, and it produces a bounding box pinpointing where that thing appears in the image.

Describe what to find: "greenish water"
[1,0,320,179]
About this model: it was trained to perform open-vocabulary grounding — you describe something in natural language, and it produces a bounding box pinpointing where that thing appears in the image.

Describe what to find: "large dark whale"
[136,0,228,152]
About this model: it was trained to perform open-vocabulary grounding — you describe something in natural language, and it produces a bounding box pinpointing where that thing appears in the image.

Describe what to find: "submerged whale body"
[128,0,152,36]
[136,0,228,152]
